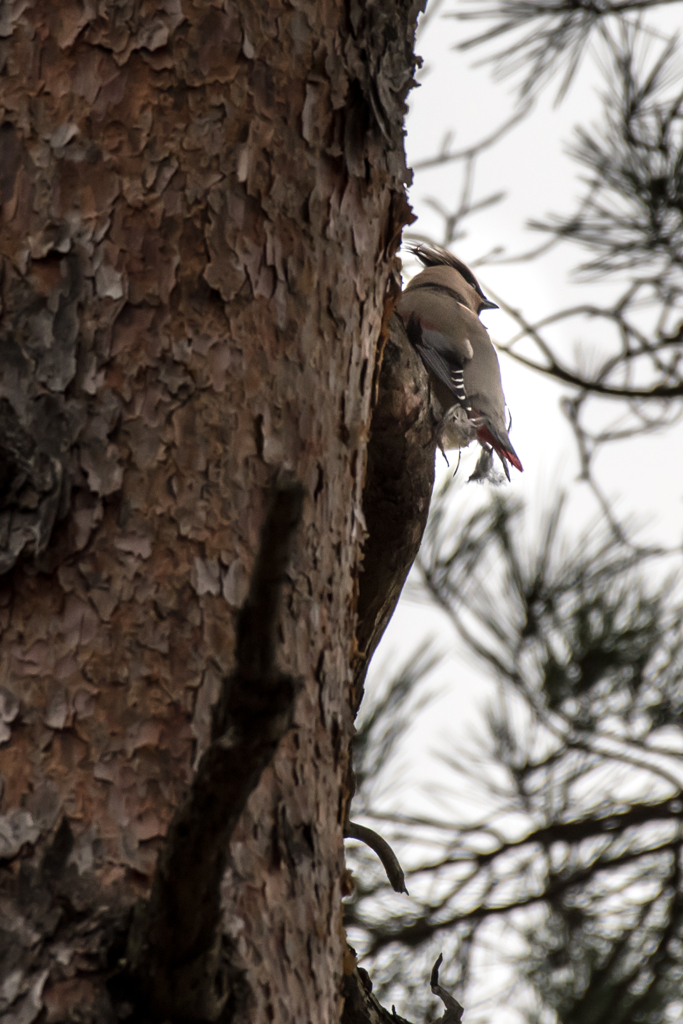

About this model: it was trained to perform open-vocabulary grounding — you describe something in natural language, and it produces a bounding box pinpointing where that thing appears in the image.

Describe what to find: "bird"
[397,242,523,479]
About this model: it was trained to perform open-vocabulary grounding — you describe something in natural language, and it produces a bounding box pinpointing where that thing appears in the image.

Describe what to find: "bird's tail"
[476,423,523,477]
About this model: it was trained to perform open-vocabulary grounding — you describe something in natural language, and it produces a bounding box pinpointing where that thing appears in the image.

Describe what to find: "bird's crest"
[406,242,488,301]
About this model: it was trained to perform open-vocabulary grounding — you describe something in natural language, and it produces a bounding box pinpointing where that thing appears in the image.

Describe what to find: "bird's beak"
[480,298,499,310]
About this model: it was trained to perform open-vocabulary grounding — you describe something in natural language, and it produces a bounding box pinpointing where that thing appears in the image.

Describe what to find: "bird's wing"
[405,316,471,409]
[398,287,476,360]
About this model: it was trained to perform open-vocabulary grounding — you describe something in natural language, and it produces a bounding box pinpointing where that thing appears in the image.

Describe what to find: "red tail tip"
[477,425,523,473]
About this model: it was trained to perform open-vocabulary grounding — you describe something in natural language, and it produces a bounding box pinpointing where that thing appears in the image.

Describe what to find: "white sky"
[403,3,683,550]
[359,7,683,1017]
[367,2,683,809]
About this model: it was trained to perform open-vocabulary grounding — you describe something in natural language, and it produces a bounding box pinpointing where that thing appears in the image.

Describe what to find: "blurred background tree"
[345,3,683,1022]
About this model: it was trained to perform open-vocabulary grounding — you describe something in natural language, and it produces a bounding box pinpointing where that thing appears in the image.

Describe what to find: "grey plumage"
[398,243,522,477]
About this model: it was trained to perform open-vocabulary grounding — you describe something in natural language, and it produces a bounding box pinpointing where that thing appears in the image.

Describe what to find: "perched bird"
[397,243,523,479]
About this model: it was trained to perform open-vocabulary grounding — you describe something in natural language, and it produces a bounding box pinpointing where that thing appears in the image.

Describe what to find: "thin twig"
[430,954,464,1023]
[346,820,409,894]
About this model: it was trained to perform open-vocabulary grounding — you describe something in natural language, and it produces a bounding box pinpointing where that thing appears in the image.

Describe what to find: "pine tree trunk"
[0,2,423,1020]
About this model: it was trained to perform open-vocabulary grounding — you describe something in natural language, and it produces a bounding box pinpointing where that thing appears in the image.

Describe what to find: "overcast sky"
[365,0,683,834]
[354,12,683,1017]
[404,3,683,544]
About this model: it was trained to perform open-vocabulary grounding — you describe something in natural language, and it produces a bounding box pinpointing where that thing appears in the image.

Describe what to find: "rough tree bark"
[353,313,437,707]
[0,2,433,1022]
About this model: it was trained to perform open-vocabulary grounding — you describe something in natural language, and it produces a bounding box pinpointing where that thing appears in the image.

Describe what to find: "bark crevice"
[122,483,304,1023]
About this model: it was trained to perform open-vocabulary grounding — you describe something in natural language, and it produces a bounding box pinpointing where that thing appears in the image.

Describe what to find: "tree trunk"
[0,2,425,1021]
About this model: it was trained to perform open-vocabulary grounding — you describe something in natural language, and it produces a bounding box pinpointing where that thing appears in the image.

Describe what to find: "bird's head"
[404,242,498,317]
